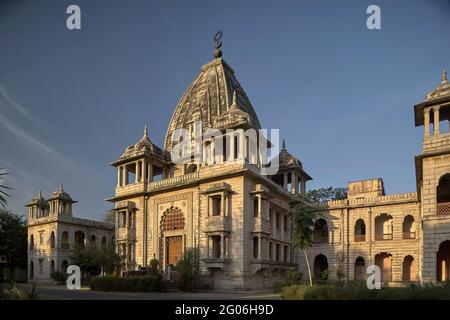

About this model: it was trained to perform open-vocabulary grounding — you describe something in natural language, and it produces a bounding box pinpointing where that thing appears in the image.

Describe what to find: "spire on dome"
[282,139,286,150]
[144,125,148,139]
[38,190,43,198]
[442,69,448,84]
[59,184,64,192]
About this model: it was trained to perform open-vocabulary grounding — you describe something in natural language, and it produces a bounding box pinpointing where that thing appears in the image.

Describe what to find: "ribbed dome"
[49,184,75,203]
[164,57,261,152]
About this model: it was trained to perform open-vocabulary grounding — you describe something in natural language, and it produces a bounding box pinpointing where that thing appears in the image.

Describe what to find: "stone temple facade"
[26,186,114,282]
[107,48,312,290]
[299,70,450,285]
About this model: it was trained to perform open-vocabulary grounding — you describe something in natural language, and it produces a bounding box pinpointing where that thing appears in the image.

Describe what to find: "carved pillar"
[424,108,430,137]
[433,106,440,136]
[257,235,262,260]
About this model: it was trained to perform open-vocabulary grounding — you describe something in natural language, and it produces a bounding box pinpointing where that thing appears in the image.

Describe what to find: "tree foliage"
[305,187,347,203]
[69,245,122,278]
[0,209,27,270]
[175,250,199,292]
[0,169,11,208]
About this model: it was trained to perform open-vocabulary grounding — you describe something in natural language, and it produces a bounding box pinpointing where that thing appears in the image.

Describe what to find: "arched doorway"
[375,252,393,283]
[50,260,55,276]
[437,240,450,281]
[402,255,416,282]
[313,254,328,280]
[29,261,34,279]
[159,206,185,268]
[354,257,366,281]
[61,260,68,273]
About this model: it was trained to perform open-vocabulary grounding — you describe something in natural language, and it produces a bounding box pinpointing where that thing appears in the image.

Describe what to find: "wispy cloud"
[0,84,34,122]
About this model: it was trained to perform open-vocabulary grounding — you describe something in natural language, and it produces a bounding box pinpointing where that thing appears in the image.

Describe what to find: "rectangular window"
[253,198,259,217]
[212,196,221,216]
[276,244,280,262]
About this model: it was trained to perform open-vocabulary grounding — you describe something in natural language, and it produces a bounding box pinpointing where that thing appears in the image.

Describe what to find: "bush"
[281,282,450,300]
[89,275,163,292]
[175,250,199,292]
[52,271,67,284]
[0,283,39,300]
[273,269,303,293]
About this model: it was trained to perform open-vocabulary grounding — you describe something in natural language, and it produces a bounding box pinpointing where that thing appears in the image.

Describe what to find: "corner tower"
[414,70,450,282]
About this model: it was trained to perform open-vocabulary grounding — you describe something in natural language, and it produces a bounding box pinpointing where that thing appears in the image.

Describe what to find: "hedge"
[89,275,163,292]
[281,282,450,300]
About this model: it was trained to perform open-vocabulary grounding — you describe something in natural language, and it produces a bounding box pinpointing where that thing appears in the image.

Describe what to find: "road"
[17,283,281,300]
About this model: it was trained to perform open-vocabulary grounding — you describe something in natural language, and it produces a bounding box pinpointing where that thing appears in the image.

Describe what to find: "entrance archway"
[375,252,392,283]
[159,206,185,268]
[313,254,328,280]
[402,255,416,282]
[437,240,450,281]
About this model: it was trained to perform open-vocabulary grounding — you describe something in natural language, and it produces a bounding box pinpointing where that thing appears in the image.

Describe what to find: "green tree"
[0,210,27,271]
[289,197,320,286]
[69,245,122,279]
[0,169,11,208]
[306,187,347,203]
[175,250,199,292]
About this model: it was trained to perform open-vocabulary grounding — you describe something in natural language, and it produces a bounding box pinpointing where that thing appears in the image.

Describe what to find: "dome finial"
[442,69,448,84]
[60,184,64,192]
[38,190,42,198]
[144,125,148,138]
[214,31,223,58]
[282,139,286,150]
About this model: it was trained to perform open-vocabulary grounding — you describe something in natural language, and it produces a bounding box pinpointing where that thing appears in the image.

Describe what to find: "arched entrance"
[159,206,185,268]
[437,240,450,281]
[402,255,416,282]
[375,252,392,283]
[354,257,366,281]
[313,254,328,280]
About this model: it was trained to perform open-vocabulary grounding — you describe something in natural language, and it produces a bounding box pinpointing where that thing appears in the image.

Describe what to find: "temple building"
[106,42,311,290]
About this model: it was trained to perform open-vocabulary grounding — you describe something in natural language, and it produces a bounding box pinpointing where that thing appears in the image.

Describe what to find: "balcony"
[354,235,366,242]
[202,257,231,270]
[252,218,271,235]
[438,202,450,215]
[403,232,416,239]
[117,227,136,241]
[115,182,145,197]
[375,233,393,241]
[205,215,231,233]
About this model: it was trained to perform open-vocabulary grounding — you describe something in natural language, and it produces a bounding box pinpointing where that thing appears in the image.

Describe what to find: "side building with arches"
[301,70,450,285]
[26,186,114,283]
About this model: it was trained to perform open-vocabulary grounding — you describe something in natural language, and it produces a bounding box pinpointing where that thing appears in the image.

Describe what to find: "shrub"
[175,250,199,292]
[281,282,450,300]
[52,271,67,284]
[89,275,163,292]
[273,269,303,293]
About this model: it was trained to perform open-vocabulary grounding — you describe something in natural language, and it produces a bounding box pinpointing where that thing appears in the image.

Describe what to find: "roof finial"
[60,184,64,192]
[282,139,286,150]
[38,190,42,198]
[442,69,447,84]
[232,91,237,106]
[214,31,223,58]
[144,125,148,138]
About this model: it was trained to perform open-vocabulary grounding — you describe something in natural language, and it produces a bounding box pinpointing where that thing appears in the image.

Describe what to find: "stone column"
[123,165,128,185]
[221,193,225,216]
[433,106,440,136]
[424,108,431,137]
[291,172,297,194]
[229,133,235,161]
[257,195,262,218]
[239,133,245,162]
[135,162,140,183]
[300,179,306,195]
[221,234,225,259]
[148,162,153,182]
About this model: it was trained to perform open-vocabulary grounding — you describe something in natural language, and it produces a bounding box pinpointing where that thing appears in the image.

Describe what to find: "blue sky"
[0,0,449,220]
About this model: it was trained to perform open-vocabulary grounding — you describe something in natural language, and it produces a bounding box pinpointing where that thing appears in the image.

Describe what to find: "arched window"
[313,254,328,280]
[375,214,393,240]
[402,255,416,282]
[437,240,450,281]
[402,215,415,239]
[375,252,393,283]
[161,207,185,231]
[354,219,366,242]
[101,236,107,250]
[75,231,85,249]
[354,257,366,281]
[50,231,55,249]
[437,174,450,215]
[313,219,328,244]
[90,235,97,249]
[61,231,69,249]
[29,235,34,250]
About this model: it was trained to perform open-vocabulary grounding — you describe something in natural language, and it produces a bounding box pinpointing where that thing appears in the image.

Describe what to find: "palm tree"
[0,169,11,208]
[290,196,319,286]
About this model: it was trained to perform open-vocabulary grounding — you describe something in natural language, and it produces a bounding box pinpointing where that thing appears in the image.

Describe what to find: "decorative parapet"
[149,172,199,191]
